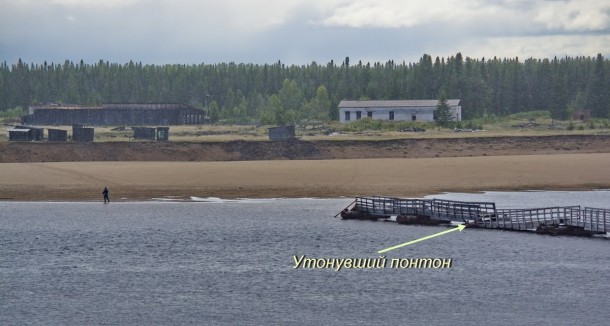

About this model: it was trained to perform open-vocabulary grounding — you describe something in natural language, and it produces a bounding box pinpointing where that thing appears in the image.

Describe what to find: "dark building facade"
[48,129,68,142]
[133,127,157,140]
[8,126,44,141]
[8,129,32,141]
[268,125,296,141]
[132,127,170,141]
[73,126,94,142]
[24,103,204,126]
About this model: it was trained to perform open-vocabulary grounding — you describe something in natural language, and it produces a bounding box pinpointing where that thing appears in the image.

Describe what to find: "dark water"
[1,192,609,325]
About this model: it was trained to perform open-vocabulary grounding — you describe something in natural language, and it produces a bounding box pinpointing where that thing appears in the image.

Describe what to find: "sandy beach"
[2,153,609,201]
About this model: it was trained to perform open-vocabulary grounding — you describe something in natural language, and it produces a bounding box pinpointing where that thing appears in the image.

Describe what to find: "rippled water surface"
[1,192,609,325]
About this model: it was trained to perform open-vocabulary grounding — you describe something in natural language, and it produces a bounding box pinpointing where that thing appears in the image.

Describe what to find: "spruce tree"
[435,91,453,127]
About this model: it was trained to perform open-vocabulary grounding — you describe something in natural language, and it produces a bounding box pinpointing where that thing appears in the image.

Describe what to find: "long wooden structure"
[340,196,609,236]
[24,103,204,126]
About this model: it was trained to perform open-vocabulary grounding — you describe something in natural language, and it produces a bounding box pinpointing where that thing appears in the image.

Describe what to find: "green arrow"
[378,224,466,254]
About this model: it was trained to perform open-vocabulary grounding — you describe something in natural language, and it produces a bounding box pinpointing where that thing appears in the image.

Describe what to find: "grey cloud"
[0,0,608,65]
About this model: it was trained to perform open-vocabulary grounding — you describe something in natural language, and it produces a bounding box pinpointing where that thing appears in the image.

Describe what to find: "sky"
[1,0,609,66]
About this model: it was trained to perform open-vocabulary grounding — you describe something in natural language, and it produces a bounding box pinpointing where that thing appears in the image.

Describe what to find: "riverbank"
[1,134,610,163]
[2,153,609,201]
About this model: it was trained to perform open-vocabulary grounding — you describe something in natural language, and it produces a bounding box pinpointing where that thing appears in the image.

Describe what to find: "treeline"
[0,53,608,123]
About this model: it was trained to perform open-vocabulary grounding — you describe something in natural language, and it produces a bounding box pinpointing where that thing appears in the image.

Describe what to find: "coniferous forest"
[1,53,608,124]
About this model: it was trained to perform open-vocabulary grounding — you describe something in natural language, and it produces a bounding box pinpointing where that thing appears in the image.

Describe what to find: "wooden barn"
[338,99,461,123]
[24,103,204,126]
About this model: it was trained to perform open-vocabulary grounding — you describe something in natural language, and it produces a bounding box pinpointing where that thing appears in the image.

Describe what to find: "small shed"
[573,109,591,122]
[133,127,157,140]
[9,126,44,141]
[14,125,44,140]
[268,125,296,141]
[156,127,169,141]
[8,128,32,141]
[48,129,68,142]
[73,127,94,142]
[132,126,169,141]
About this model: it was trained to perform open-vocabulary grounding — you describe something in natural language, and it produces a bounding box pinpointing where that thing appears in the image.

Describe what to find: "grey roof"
[339,99,460,108]
[31,103,198,111]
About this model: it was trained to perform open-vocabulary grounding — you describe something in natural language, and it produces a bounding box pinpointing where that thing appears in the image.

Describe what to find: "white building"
[338,99,461,123]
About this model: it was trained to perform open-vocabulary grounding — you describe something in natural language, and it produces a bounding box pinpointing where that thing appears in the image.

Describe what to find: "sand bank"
[1,153,609,201]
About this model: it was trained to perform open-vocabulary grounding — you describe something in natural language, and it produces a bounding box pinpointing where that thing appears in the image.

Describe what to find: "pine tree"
[2,54,608,123]
[586,54,609,118]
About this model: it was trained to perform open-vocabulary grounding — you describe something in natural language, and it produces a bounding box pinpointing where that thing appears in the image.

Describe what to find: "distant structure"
[72,124,94,142]
[132,127,157,140]
[48,129,68,142]
[268,125,296,141]
[23,103,204,126]
[8,128,33,141]
[156,127,169,141]
[573,109,591,122]
[133,126,170,141]
[8,125,44,141]
[338,99,461,123]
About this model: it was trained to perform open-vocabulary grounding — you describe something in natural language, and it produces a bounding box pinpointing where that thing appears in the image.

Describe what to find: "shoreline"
[2,153,610,202]
[3,188,609,203]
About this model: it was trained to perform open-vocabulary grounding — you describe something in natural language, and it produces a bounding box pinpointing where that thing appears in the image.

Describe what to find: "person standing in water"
[103,187,110,203]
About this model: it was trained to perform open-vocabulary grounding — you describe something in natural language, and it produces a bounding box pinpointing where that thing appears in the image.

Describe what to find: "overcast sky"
[1,0,609,66]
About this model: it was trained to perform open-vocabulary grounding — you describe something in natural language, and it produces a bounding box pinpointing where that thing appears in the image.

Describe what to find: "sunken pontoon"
[339,196,609,237]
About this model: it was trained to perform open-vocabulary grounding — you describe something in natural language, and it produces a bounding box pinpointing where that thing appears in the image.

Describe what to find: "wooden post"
[334,200,356,218]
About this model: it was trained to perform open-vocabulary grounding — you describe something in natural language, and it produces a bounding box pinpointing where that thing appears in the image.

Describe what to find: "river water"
[1,191,609,325]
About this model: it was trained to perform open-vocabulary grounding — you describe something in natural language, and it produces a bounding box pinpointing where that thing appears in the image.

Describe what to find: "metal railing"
[350,196,608,233]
